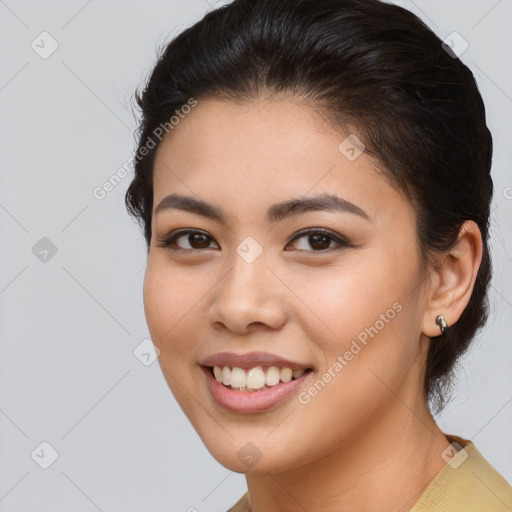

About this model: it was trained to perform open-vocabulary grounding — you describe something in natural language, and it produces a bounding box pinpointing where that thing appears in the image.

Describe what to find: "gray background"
[0,0,511,510]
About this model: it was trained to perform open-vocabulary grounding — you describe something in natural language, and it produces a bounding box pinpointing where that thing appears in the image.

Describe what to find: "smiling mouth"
[207,365,314,392]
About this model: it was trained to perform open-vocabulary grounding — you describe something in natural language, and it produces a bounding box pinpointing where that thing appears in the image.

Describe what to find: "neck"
[244,396,450,512]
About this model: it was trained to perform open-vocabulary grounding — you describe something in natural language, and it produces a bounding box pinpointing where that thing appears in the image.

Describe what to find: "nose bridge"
[210,239,285,332]
[222,241,270,305]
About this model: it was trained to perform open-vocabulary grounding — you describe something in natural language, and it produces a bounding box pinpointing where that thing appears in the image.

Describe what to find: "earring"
[435,314,448,334]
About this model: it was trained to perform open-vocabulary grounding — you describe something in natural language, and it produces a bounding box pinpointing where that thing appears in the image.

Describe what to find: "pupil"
[310,234,330,250]
[191,234,210,248]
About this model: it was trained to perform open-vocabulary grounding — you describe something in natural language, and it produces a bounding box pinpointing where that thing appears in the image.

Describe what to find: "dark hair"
[125,0,493,413]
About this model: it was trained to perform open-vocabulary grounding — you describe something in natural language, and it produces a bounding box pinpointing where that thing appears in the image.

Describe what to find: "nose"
[207,249,287,336]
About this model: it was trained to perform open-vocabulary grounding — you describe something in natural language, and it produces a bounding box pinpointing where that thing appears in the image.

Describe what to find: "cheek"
[142,258,209,420]
[288,257,413,349]
[142,256,211,396]
[143,256,203,346]
[290,251,424,400]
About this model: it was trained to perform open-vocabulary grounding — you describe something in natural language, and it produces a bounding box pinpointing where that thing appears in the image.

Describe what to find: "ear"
[422,220,483,338]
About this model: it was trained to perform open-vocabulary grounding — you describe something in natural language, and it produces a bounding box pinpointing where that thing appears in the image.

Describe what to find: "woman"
[125,0,512,510]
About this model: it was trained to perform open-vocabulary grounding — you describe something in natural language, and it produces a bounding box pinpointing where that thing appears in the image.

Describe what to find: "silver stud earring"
[435,314,448,334]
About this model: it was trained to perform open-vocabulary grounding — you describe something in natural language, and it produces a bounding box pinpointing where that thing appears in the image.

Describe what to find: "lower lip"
[201,366,312,413]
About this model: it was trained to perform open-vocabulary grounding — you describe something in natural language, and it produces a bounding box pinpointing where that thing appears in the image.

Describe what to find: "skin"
[143,97,483,511]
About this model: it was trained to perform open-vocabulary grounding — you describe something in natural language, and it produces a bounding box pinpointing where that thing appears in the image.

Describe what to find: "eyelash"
[155,228,352,253]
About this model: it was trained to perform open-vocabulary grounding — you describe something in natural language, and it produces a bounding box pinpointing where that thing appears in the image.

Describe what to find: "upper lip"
[200,351,313,370]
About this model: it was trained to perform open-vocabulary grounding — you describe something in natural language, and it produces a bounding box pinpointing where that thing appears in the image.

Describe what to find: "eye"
[156,229,219,251]
[156,227,351,253]
[286,228,351,252]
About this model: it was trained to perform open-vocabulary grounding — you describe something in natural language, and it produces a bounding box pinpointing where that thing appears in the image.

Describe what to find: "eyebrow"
[154,193,370,223]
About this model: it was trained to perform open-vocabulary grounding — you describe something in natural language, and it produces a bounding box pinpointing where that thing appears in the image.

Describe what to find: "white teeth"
[230,367,246,388]
[280,368,293,383]
[265,366,281,386]
[212,365,309,390]
[247,367,266,390]
[292,369,305,379]
[221,366,231,386]
[213,366,223,381]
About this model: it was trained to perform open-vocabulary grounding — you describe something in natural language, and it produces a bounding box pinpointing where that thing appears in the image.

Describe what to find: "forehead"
[151,98,409,224]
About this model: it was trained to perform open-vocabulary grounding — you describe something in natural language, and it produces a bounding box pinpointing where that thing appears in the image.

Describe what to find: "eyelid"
[155,228,219,251]
[155,227,352,252]
[286,227,351,251]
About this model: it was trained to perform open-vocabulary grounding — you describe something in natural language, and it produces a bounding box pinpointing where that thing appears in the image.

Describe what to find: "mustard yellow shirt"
[227,435,512,511]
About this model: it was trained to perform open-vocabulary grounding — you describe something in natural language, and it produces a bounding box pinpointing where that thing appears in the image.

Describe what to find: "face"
[144,97,431,473]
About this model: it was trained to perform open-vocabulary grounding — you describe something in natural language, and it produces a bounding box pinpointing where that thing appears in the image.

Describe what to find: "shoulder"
[227,492,250,512]
[226,436,512,511]
[411,435,512,511]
